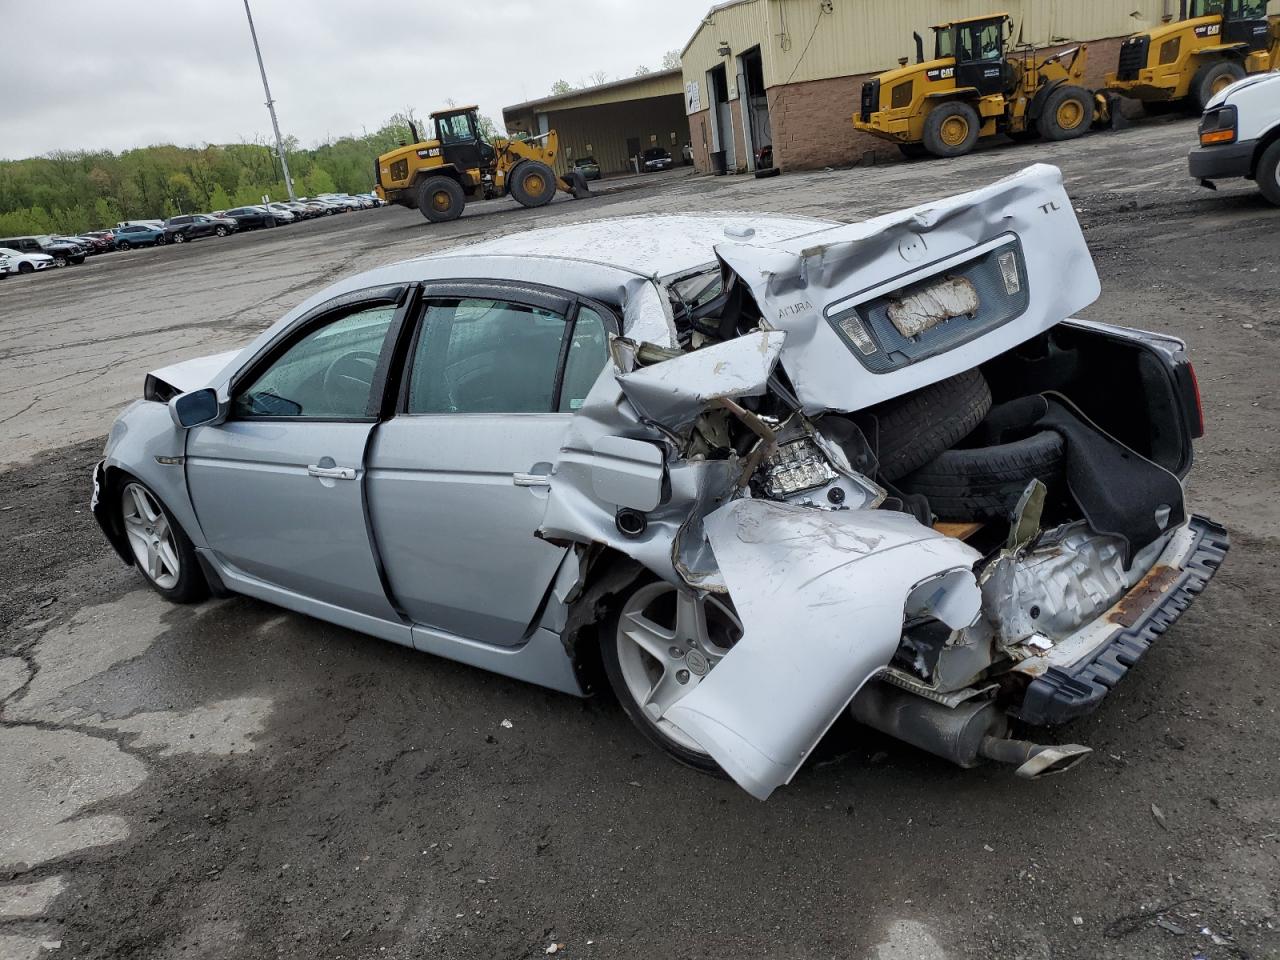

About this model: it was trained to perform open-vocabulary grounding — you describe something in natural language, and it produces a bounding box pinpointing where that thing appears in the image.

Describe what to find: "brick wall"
[719,34,1132,172]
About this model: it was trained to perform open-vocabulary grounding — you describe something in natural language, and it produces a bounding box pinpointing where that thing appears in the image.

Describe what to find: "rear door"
[185,285,410,619]
[366,282,614,646]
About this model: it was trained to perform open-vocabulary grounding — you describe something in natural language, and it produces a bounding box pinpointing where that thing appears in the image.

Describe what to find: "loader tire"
[1040,85,1093,141]
[510,160,557,208]
[898,430,1065,522]
[417,176,465,223]
[867,369,992,482]
[1191,60,1245,112]
[922,101,981,158]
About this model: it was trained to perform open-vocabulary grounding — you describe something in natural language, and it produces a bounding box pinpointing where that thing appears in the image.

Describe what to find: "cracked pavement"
[1,120,1278,959]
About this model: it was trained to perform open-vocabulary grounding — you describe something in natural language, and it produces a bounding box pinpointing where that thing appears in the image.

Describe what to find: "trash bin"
[710,150,727,176]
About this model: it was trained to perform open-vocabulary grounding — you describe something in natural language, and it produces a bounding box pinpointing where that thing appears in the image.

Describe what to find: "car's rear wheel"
[601,578,742,773]
[118,480,207,603]
[156,234,167,245]
[1257,139,1280,207]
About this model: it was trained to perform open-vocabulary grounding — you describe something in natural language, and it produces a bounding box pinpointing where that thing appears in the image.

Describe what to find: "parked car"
[1189,71,1280,206]
[85,229,116,246]
[0,246,57,274]
[65,234,112,254]
[91,165,1225,801]
[261,203,297,224]
[113,224,167,249]
[0,252,12,277]
[164,214,236,244]
[0,235,87,265]
[569,157,602,181]
[220,206,277,230]
[116,220,166,230]
[358,192,386,207]
[317,193,362,211]
[279,201,317,219]
[642,147,674,172]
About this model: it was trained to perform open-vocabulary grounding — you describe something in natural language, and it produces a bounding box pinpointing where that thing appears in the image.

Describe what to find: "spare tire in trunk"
[898,430,1066,522]
[867,369,992,481]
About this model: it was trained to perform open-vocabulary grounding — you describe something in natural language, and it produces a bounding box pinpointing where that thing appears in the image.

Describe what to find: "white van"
[1189,71,1280,206]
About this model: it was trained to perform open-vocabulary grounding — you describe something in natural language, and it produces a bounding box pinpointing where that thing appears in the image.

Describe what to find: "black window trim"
[391,278,619,417]
[227,283,411,424]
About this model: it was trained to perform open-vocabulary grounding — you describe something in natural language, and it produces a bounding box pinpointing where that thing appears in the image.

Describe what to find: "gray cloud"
[0,0,700,159]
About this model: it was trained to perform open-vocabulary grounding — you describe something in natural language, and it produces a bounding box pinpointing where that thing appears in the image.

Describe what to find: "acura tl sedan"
[93,165,1226,799]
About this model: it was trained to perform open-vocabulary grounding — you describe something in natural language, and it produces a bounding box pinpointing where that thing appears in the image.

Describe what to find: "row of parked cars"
[0,193,383,278]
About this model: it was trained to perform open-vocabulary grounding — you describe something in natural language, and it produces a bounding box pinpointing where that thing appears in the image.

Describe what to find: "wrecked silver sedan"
[93,164,1226,799]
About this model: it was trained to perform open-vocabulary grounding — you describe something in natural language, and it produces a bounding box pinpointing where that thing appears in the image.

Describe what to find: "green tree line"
[0,117,423,236]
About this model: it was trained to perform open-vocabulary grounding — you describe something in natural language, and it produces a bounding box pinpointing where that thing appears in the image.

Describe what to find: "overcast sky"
[0,1,703,160]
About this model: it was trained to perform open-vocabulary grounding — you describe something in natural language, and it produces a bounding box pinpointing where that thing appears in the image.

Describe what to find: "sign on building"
[685,80,701,114]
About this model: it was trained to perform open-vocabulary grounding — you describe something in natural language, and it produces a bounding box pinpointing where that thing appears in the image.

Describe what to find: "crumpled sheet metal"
[713,163,1101,413]
[664,499,981,799]
[615,331,785,432]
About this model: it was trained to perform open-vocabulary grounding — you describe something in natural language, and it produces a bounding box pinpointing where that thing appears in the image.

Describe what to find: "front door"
[366,285,613,646]
[1222,0,1270,48]
[954,19,1006,96]
[185,294,404,620]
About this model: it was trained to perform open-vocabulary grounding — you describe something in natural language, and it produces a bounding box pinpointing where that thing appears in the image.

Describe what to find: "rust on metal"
[934,521,985,541]
[1106,564,1179,627]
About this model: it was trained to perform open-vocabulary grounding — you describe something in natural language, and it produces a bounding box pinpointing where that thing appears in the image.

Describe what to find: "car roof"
[430,213,835,279]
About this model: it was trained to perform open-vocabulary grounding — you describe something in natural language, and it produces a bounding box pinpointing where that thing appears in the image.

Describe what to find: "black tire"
[215,226,228,237]
[509,160,558,208]
[18,261,34,274]
[922,101,981,158]
[116,241,131,252]
[598,576,729,777]
[52,257,67,267]
[754,165,782,177]
[1040,85,1094,141]
[898,142,931,158]
[417,175,466,222]
[115,476,208,604]
[172,233,186,243]
[899,430,1065,522]
[156,234,167,245]
[1191,60,1245,112]
[868,369,992,481]
[1257,139,1280,207]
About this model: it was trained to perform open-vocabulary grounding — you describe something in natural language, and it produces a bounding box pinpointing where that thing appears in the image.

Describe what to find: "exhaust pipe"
[850,682,1091,779]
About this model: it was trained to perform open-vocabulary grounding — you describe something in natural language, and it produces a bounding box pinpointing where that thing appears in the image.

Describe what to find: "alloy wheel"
[120,483,181,590]
[615,581,742,753]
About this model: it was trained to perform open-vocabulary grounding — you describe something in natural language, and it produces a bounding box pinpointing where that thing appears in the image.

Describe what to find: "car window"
[558,306,610,412]
[233,304,396,419]
[407,298,567,414]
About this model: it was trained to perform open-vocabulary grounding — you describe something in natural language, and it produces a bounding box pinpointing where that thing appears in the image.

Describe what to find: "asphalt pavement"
[1,117,1277,960]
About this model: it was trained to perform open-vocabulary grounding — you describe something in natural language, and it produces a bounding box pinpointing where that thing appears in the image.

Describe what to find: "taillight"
[1199,105,1237,146]
[1177,361,1205,439]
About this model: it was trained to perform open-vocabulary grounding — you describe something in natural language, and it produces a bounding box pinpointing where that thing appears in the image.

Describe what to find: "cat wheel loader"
[853,13,1105,160]
[1106,0,1280,113]
[374,106,589,223]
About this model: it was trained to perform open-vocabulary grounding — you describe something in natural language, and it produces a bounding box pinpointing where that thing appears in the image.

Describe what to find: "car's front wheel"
[172,233,186,243]
[215,226,228,237]
[601,578,742,773]
[18,261,34,273]
[118,479,207,603]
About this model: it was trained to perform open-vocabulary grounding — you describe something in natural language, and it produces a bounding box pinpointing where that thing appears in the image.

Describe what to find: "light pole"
[242,0,296,200]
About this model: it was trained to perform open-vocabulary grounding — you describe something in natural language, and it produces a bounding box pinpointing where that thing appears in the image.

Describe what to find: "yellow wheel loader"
[374,106,589,223]
[853,13,1101,160]
[1106,0,1280,113]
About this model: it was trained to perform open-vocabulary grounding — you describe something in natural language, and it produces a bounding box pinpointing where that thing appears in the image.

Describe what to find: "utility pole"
[242,0,296,200]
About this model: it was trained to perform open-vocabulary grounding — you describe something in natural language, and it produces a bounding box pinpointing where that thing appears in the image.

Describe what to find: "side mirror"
[169,388,223,429]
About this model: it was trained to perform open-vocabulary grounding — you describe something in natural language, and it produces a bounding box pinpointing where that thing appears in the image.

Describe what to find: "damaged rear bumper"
[1012,515,1229,725]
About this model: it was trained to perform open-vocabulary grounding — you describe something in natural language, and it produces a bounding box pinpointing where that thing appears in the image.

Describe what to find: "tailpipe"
[978,736,1092,779]
[850,682,1090,777]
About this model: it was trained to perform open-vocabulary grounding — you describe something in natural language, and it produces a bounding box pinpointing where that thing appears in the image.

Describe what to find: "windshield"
[644,148,670,160]
[1231,0,1265,16]
[436,113,475,144]
[958,21,1003,61]
[1190,0,1223,14]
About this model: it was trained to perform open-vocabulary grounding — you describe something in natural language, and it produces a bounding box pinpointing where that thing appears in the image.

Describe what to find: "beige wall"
[682,0,1280,94]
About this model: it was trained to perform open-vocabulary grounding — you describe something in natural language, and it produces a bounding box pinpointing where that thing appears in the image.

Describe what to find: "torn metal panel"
[714,164,1101,413]
[621,277,679,347]
[615,331,786,432]
[980,521,1171,653]
[663,499,981,799]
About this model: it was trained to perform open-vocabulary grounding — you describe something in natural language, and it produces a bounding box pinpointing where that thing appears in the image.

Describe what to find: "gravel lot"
[1,118,1277,960]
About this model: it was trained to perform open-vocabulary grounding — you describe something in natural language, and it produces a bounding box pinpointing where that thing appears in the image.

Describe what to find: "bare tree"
[588,70,609,87]
[661,49,682,70]
[634,64,652,76]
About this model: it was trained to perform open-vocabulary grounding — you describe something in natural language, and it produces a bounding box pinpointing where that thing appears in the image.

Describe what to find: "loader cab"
[430,107,497,172]
[1182,0,1269,45]
[933,14,1013,96]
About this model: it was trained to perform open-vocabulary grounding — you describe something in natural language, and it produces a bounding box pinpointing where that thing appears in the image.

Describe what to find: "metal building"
[679,0,1280,173]
[503,70,690,177]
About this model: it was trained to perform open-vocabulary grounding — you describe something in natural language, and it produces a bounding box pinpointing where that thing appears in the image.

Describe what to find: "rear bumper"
[1189,139,1256,181]
[1013,515,1228,725]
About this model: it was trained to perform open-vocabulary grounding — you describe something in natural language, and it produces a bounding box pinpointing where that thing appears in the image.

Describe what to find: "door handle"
[307,464,356,480]
[512,472,551,487]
